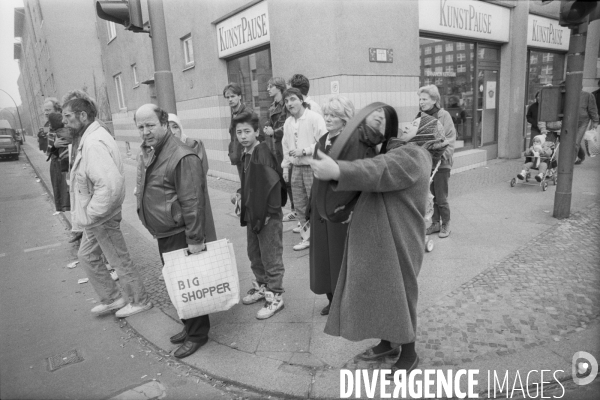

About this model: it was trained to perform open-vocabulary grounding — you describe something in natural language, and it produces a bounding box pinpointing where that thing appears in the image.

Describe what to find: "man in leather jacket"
[135,104,211,359]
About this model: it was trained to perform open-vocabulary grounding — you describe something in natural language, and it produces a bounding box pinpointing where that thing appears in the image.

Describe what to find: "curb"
[22,146,73,231]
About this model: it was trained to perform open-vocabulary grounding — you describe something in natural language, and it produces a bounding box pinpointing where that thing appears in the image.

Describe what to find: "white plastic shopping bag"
[583,128,600,157]
[162,239,240,319]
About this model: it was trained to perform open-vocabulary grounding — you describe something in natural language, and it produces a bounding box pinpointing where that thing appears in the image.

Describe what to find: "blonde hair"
[321,95,355,124]
[417,84,441,106]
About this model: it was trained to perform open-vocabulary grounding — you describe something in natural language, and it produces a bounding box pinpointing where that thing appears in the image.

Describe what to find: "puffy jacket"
[70,121,126,228]
[136,133,206,244]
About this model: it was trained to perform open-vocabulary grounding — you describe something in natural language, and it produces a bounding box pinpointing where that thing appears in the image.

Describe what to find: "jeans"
[290,165,314,224]
[431,169,450,225]
[79,212,148,306]
[246,210,284,293]
[50,157,70,212]
[158,231,210,344]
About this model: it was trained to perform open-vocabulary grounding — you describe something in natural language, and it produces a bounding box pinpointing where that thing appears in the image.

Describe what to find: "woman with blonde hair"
[417,84,456,238]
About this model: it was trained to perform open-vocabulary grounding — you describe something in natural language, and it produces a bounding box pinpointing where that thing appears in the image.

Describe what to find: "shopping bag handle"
[184,247,208,257]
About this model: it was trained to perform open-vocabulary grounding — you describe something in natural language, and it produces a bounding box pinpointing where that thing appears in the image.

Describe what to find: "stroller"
[424,160,442,253]
[510,137,559,191]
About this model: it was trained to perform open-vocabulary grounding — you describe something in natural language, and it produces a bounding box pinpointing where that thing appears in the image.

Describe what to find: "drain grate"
[47,349,84,372]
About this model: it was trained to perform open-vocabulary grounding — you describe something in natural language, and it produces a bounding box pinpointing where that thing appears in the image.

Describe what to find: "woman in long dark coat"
[309,96,380,315]
[309,110,432,375]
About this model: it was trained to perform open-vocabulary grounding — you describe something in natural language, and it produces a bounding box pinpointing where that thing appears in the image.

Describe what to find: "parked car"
[0,135,20,160]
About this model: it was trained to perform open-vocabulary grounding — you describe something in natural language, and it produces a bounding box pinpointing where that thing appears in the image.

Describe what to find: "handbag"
[162,239,240,319]
[583,128,599,157]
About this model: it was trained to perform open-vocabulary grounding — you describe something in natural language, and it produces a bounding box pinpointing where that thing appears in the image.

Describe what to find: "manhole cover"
[47,349,84,372]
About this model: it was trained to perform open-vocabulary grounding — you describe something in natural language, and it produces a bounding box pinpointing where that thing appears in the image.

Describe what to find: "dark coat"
[324,141,432,344]
[309,131,377,295]
[266,99,287,166]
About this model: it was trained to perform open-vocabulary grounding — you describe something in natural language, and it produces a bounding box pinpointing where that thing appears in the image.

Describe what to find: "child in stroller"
[517,134,555,182]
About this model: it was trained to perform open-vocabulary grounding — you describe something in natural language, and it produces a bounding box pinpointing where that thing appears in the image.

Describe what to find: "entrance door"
[475,68,498,148]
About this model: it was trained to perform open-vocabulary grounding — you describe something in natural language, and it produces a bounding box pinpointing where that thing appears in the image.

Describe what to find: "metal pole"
[0,88,26,142]
[147,0,177,114]
[553,23,587,219]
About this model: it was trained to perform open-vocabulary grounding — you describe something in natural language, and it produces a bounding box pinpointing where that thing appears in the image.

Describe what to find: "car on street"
[0,134,21,160]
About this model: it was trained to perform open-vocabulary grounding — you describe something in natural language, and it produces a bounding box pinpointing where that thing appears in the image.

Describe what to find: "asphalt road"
[0,157,262,400]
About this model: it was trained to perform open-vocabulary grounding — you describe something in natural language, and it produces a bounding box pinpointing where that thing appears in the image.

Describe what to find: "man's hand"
[264,126,274,136]
[283,168,289,183]
[188,242,206,254]
[308,150,340,181]
[54,137,69,147]
[289,149,304,158]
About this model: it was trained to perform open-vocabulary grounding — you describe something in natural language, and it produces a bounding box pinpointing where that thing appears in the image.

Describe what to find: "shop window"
[445,54,453,63]
[456,43,465,50]
[226,47,272,124]
[114,73,125,109]
[478,48,499,61]
[457,53,466,62]
[181,35,194,67]
[424,57,432,65]
[530,54,538,64]
[435,45,442,53]
[446,43,453,52]
[107,21,117,42]
[434,56,442,64]
[424,46,432,55]
[543,53,554,63]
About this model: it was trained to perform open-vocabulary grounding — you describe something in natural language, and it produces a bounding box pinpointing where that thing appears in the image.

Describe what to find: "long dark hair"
[379,105,399,154]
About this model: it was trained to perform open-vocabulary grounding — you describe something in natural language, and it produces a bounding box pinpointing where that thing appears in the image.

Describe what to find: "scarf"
[420,104,440,118]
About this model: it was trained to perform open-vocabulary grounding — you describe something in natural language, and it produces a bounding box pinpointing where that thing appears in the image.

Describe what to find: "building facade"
[13,0,110,135]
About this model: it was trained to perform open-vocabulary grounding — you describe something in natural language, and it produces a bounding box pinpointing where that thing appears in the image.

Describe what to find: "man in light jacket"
[63,96,151,318]
[135,104,212,359]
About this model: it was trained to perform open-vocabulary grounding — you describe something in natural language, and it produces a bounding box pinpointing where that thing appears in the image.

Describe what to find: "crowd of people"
[37,77,458,374]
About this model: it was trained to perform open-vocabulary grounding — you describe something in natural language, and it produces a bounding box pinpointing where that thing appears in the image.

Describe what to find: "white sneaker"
[292,222,302,233]
[109,269,119,281]
[91,297,127,315]
[256,292,284,319]
[293,239,310,251]
[282,211,297,222]
[242,281,266,305]
[115,302,153,318]
[517,170,526,180]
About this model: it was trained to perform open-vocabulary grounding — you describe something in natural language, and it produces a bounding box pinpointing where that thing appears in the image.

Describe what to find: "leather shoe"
[385,355,420,380]
[320,303,331,316]
[68,232,83,243]
[174,340,204,359]
[356,346,400,361]
[170,329,187,344]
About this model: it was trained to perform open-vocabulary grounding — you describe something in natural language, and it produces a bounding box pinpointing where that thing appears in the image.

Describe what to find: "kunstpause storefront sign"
[419,0,510,43]
[216,1,270,59]
[527,14,570,52]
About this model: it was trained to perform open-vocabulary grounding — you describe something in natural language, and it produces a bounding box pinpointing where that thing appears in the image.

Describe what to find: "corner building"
[98,0,600,181]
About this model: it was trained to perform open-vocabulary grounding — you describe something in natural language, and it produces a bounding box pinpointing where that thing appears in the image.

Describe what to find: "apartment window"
[107,21,117,42]
[456,43,465,50]
[445,54,453,63]
[434,66,443,73]
[457,53,466,62]
[424,68,432,74]
[424,57,432,66]
[114,74,125,109]
[182,35,194,67]
[457,64,466,73]
[424,46,432,55]
[434,45,442,53]
[446,65,454,72]
[434,56,442,64]
[131,64,139,86]
[445,43,453,51]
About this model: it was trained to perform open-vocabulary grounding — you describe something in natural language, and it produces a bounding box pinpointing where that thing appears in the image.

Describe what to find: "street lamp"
[0,88,26,142]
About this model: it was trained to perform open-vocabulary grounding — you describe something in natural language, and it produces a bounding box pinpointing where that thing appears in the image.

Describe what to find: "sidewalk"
[23,141,600,399]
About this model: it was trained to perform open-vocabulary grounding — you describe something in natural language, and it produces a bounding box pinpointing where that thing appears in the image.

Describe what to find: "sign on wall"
[527,15,570,52]
[419,0,510,43]
[216,1,270,59]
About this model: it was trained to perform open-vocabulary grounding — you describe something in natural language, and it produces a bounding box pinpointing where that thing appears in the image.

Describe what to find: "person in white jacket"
[281,88,327,251]
[63,95,151,318]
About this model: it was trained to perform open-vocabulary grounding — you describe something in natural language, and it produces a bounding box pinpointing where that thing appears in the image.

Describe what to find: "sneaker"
[292,222,302,233]
[426,221,440,235]
[439,223,451,238]
[574,158,583,165]
[535,173,543,183]
[91,297,127,315]
[517,170,526,180]
[109,269,119,281]
[282,211,297,222]
[115,302,153,318]
[293,239,310,251]
[256,292,284,319]
[242,281,266,305]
